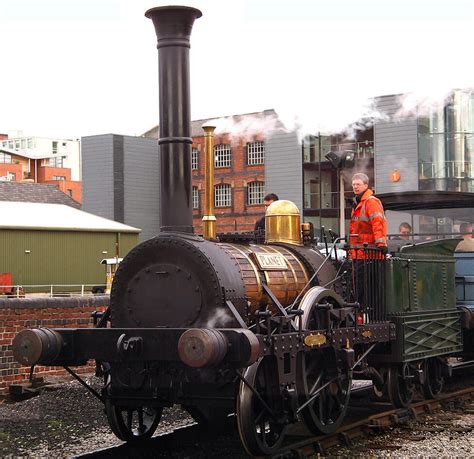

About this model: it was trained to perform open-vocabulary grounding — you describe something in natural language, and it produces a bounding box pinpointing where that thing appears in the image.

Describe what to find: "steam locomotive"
[12,6,474,457]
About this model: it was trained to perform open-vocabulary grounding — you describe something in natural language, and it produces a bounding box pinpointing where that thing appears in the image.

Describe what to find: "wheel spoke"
[105,400,162,443]
[237,358,287,456]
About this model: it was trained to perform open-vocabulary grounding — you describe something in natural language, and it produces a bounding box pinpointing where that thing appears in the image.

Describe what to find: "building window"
[67,189,73,197]
[0,152,12,164]
[247,141,265,165]
[192,186,199,209]
[52,141,58,155]
[191,147,199,170]
[247,181,265,205]
[52,175,66,180]
[215,183,231,207]
[27,138,33,149]
[214,144,231,168]
[49,157,64,167]
[7,172,16,181]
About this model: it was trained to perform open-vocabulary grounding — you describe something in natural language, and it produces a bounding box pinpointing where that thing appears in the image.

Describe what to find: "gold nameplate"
[361,330,373,338]
[304,333,327,347]
[252,252,288,271]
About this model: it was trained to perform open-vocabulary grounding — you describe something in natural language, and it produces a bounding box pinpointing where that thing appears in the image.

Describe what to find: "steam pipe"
[202,125,217,239]
[145,6,202,232]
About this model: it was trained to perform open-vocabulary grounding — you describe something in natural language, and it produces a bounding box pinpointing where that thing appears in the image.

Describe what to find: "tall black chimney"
[145,6,202,233]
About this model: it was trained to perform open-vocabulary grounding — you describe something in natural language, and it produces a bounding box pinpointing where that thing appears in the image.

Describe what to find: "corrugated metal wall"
[123,136,160,241]
[0,229,138,290]
[374,95,419,194]
[82,134,160,241]
[265,130,303,212]
[82,134,115,221]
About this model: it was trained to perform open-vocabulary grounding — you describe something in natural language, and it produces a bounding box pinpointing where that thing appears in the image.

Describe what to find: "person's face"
[464,226,473,239]
[264,199,275,209]
[352,179,368,195]
[399,227,410,240]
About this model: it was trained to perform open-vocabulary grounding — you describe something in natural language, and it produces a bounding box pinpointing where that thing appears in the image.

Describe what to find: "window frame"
[247,141,265,166]
[247,181,265,205]
[215,183,232,207]
[214,144,232,168]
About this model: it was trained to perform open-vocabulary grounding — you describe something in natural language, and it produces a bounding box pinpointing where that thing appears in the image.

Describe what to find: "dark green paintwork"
[382,238,463,363]
[389,310,463,362]
[386,239,457,314]
[0,229,138,292]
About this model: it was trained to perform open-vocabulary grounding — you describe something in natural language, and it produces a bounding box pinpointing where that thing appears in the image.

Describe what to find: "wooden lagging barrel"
[219,243,310,314]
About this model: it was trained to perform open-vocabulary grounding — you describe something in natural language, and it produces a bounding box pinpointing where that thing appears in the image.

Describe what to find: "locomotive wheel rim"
[423,358,444,399]
[292,286,345,330]
[105,399,162,443]
[387,364,415,408]
[236,358,288,456]
[295,288,351,435]
[296,350,351,435]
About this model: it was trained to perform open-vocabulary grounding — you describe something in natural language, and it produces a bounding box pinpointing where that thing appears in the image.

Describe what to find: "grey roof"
[0,182,81,209]
[142,109,281,139]
[0,201,140,232]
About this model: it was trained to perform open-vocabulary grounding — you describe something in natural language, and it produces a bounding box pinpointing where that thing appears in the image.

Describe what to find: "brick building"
[0,136,82,203]
[82,109,300,240]
[143,110,283,234]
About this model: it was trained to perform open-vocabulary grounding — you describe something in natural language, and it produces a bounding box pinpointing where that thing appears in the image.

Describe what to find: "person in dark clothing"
[254,193,279,232]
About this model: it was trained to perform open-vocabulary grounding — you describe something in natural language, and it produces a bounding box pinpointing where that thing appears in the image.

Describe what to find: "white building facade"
[0,136,81,181]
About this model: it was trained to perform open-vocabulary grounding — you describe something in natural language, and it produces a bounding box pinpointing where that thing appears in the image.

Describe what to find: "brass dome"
[265,200,302,246]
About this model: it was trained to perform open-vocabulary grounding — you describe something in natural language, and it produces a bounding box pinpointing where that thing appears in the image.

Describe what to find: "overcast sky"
[1,0,473,139]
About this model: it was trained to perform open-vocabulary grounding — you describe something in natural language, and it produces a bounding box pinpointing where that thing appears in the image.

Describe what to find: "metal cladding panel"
[265,130,303,212]
[0,229,138,291]
[81,134,115,220]
[123,136,160,241]
[373,95,419,194]
[390,310,463,362]
[385,255,456,314]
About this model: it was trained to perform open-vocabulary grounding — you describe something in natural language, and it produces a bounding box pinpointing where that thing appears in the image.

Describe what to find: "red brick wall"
[192,134,266,234]
[0,302,107,395]
[0,163,22,181]
[37,166,72,182]
[44,179,82,203]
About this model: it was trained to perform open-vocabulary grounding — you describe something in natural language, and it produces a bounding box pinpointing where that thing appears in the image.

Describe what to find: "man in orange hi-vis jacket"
[349,173,387,309]
[349,172,387,258]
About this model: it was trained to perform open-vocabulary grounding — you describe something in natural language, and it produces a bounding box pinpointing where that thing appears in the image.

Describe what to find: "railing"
[419,161,473,179]
[0,284,106,298]
[350,246,386,322]
[304,191,353,209]
[303,140,374,163]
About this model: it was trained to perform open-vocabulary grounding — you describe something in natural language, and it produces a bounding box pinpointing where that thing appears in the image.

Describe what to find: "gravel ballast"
[0,375,473,457]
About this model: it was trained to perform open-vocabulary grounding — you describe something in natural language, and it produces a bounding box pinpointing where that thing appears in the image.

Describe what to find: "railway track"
[75,383,474,458]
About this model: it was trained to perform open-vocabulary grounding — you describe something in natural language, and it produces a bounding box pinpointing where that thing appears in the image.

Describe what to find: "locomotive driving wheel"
[295,287,352,435]
[237,357,289,456]
[422,357,444,399]
[105,399,162,443]
[387,363,416,408]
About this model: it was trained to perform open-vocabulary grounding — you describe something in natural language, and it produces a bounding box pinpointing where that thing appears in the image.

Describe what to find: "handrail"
[0,284,107,298]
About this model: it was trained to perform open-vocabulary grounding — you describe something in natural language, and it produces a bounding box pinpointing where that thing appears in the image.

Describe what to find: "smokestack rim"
[145,5,203,21]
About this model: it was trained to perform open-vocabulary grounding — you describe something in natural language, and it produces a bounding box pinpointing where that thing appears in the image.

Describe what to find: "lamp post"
[325,150,355,240]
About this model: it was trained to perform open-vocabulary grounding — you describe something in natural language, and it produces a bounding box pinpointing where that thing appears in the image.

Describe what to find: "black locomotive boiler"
[11,6,473,457]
